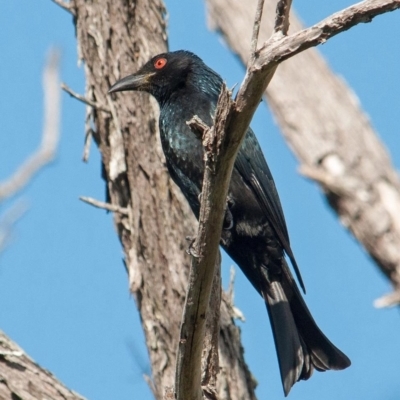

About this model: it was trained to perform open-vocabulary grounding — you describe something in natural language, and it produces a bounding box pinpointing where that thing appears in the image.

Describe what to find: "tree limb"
[176,0,400,396]
[62,82,111,113]
[206,0,400,304]
[52,0,76,15]
[175,87,236,400]
[250,0,265,61]
[274,0,292,35]
[79,195,129,214]
[0,201,28,252]
[0,330,85,400]
[257,0,400,65]
[0,50,61,202]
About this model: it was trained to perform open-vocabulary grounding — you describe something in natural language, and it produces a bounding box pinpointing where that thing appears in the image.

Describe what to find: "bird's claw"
[223,196,235,231]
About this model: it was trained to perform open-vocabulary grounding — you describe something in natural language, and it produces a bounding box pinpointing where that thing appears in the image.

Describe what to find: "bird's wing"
[235,128,306,293]
[165,153,203,218]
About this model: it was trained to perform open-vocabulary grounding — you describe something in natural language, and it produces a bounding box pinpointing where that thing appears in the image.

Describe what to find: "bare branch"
[0,200,28,252]
[207,0,400,293]
[234,0,400,131]
[175,2,400,396]
[374,291,400,308]
[51,0,76,16]
[226,267,245,321]
[0,49,61,202]
[186,115,210,139]
[82,127,93,162]
[250,0,265,61]
[0,330,86,400]
[62,82,110,113]
[274,0,293,35]
[259,0,400,64]
[79,196,129,215]
[175,85,236,400]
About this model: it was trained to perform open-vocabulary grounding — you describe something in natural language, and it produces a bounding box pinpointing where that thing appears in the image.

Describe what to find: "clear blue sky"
[1,1,399,399]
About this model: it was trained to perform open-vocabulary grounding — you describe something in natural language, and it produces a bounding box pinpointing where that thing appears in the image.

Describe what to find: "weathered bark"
[0,330,85,400]
[69,1,256,399]
[206,0,400,304]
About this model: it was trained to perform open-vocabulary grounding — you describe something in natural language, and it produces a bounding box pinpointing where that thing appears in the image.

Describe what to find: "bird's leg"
[223,196,235,230]
[221,196,235,246]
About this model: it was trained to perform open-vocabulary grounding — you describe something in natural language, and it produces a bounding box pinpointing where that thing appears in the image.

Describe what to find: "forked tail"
[262,260,351,396]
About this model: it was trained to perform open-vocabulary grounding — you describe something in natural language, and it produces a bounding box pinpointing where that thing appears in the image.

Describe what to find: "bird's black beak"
[108,72,155,94]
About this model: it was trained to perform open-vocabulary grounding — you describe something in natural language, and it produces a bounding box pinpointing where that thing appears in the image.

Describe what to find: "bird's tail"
[261,260,351,396]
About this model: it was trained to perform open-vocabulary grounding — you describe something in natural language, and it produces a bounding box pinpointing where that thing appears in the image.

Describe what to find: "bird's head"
[109,50,222,105]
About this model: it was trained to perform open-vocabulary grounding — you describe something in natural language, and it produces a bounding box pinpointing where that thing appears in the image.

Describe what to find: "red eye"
[154,57,167,69]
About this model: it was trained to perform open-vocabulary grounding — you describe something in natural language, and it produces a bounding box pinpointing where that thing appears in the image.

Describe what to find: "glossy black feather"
[109,50,350,396]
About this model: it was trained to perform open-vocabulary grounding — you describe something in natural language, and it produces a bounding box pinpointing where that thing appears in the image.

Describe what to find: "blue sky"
[0,1,399,399]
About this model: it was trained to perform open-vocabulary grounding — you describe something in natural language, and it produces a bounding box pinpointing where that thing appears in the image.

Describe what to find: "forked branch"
[175,0,400,398]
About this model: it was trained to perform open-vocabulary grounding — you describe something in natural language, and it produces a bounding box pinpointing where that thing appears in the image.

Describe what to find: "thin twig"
[62,83,110,113]
[0,49,61,202]
[226,266,245,321]
[0,200,28,252]
[51,0,76,16]
[274,0,293,35]
[186,115,210,139]
[82,128,93,162]
[259,0,400,61]
[374,291,400,308]
[79,196,128,215]
[250,0,265,61]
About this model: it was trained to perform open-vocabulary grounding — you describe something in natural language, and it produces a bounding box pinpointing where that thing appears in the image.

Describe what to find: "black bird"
[109,50,350,396]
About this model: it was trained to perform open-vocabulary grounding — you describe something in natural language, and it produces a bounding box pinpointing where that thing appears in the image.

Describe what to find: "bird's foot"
[223,196,235,231]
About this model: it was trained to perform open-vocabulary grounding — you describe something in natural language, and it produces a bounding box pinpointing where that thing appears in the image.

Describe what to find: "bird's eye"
[154,57,167,69]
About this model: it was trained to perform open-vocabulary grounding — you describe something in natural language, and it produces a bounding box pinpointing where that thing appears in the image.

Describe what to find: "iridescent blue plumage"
[109,50,350,396]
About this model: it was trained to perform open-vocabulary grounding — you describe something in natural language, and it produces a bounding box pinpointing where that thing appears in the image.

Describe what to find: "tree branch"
[79,195,129,215]
[0,50,61,202]
[0,201,28,252]
[258,0,400,65]
[62,82,111,113]
[233,0,400,138]
[0,330,85,400]
[175,86,236,400]
[274,0,292,35]
[206,0,400,304]
[175,1,400,396]
[51,0,76,15]
[250,0,265,61]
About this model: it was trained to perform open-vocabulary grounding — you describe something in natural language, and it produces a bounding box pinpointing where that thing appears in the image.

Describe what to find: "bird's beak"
[108,72,155,93]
